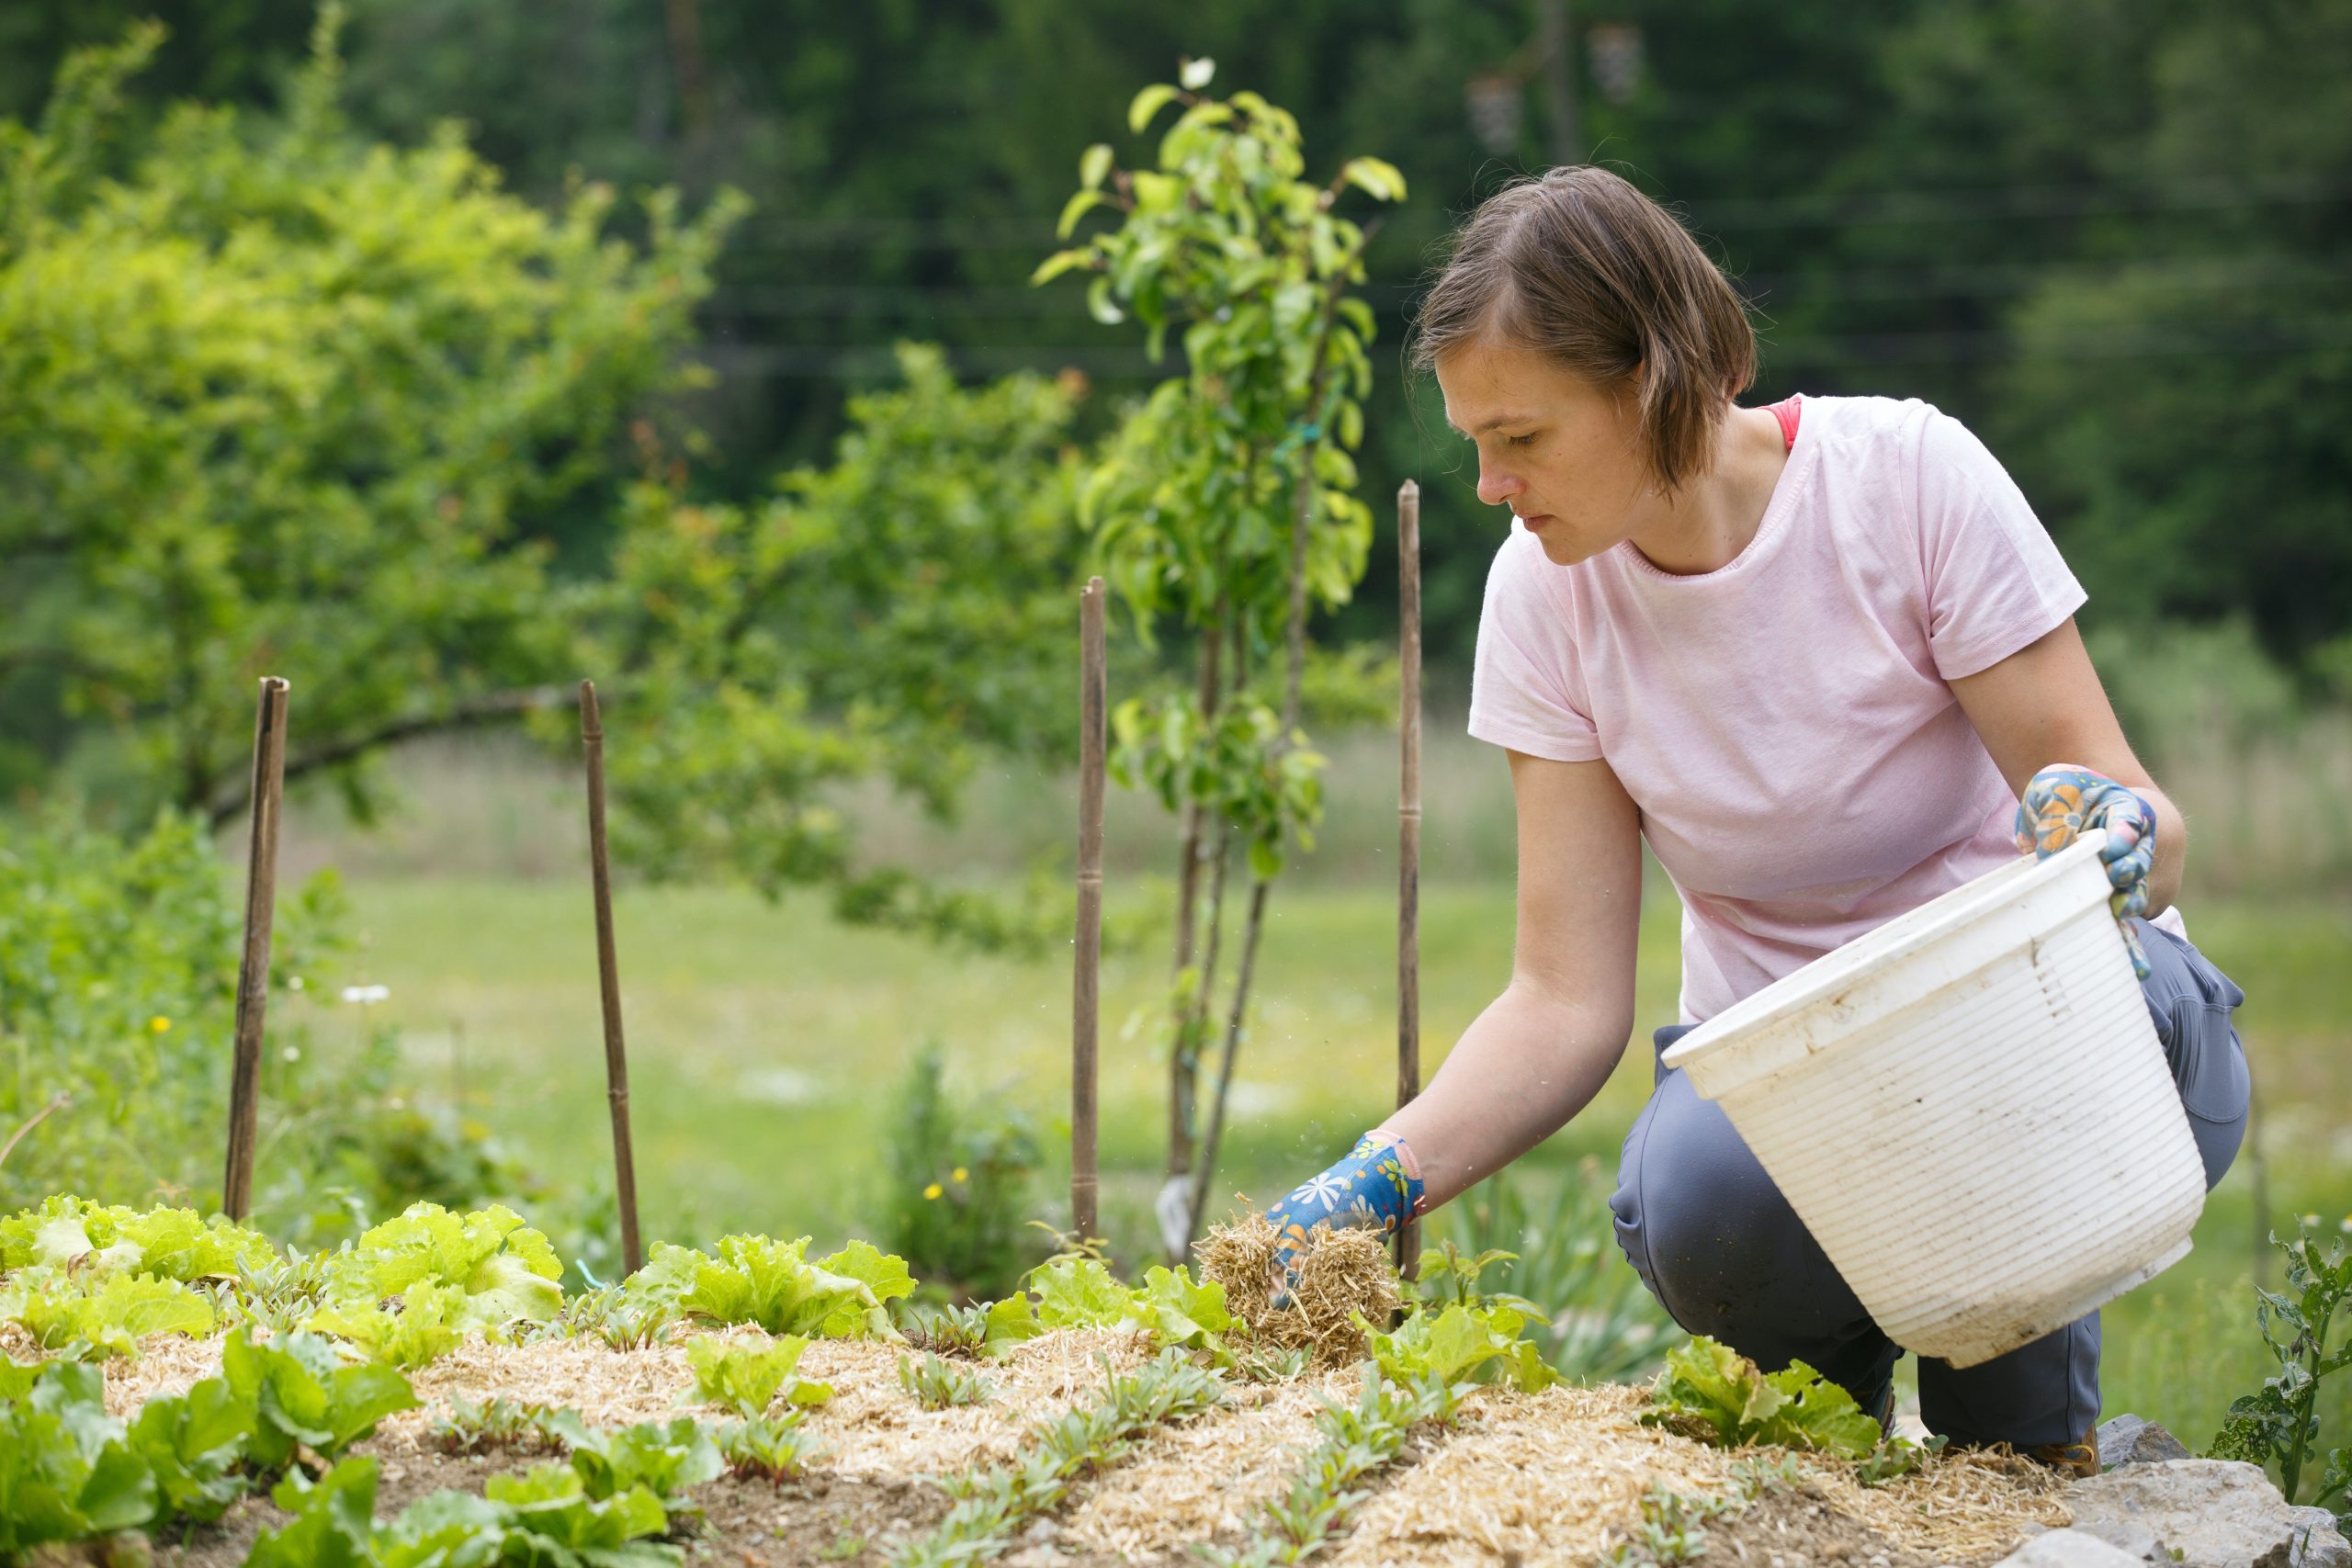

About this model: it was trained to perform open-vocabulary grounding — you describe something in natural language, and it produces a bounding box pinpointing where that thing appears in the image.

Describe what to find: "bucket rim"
[1660,828,2114,1076]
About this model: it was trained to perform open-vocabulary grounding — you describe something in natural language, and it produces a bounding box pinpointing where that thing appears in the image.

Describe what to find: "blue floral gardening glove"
[2015,762,2158,980]
[1264,1130,1428,1305]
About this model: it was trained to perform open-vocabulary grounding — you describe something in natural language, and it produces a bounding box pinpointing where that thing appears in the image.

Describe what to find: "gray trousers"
[1608,919,2250,1448]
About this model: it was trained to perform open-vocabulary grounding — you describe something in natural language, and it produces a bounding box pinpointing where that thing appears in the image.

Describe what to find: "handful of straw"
[1196,1213,1400,1371]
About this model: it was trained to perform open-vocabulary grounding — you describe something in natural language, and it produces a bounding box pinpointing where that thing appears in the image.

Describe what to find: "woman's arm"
[1378,747,1645,1209]
[1948,616,2188,916]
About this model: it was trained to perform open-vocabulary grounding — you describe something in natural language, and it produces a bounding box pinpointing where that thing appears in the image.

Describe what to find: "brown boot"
[2023,1417,2100,1480]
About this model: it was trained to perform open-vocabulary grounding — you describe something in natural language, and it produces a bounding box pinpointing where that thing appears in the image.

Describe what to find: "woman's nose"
[1476,462,1523,508]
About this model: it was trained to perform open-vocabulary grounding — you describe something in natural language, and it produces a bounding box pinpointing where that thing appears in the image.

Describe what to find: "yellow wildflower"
[952,1168,969,1183]
[923,1182,944,1201]
[148,1016,171,1033]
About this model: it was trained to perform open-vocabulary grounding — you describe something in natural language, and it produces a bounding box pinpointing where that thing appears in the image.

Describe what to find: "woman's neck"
[1622,404,1790,576]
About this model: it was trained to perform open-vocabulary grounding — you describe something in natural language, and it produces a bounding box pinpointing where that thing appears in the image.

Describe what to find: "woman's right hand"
[1264,1130,1425,1304]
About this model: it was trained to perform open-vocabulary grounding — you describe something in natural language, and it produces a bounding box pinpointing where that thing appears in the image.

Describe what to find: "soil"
[1692,1480,1951,1568]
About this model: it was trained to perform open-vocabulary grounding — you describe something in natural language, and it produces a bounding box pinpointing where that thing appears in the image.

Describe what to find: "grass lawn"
[321,862,2352,1467]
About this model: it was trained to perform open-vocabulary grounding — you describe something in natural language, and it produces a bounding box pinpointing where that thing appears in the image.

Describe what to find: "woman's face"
[1433,338,1648,567]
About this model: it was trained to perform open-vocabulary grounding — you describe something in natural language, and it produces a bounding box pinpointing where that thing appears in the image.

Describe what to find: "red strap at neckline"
[1769,393,1803,453]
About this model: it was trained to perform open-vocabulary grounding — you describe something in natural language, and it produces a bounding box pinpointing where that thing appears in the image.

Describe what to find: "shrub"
[878,1043,1043,1301]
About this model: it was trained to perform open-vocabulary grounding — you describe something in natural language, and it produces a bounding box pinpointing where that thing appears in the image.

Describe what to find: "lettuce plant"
[718,1412,825,1482]
[0,1196,275,1280]
[0,1265,215,1359]
[220,1328,421,1471]
[316,1201,566,1329]
[624,1235,911,1339]
[304,1280,469,1369]
[1021,1255,1234,1362]
[684,1334,832,1416]
[0,1360,157,1554]
[250,1453,684,1568]
[547,1413,725,1507]
[1640,1337,1880,1459]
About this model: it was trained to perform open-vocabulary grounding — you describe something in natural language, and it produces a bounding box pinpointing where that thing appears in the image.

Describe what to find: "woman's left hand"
[2015,762,2157,978]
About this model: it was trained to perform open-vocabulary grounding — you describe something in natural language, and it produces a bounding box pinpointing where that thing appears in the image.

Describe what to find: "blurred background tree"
[2,0,2343,739]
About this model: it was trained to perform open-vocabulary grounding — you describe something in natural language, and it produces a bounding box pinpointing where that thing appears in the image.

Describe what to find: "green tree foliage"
[1,26,1101,953]
[0,18,741,819]
[1037,63,1400,1254]
[4,3,2340,671]
[581,344,1093,946]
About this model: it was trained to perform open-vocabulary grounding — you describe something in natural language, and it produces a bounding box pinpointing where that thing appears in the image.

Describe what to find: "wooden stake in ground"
[579,681,644,1275]
[1072,577,1108,1245]
[1396,479,1424,1283]
[222,676,290,1222]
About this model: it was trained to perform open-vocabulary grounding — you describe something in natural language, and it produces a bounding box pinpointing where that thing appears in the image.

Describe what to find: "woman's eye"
[1507,433,1537,447]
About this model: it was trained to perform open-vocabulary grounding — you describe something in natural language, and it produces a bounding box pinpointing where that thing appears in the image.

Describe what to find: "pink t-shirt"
[1467,394,2090,1023]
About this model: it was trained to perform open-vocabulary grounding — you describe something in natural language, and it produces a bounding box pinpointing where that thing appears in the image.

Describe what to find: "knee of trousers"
[1611,1073,1856,1340]
[2134,918,2251,1191]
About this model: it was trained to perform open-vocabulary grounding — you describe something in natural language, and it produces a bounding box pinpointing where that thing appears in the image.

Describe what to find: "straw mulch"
[1325,1381,2074,1568]
[73,1321,2075,1565]
[103,1323,1154,1480]
[1196,1213,1399,1370]
[1060,1362,1363,1554]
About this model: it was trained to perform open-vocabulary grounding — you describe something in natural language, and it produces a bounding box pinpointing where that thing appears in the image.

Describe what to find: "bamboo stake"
[1396,479,1424,1282]
[579,681,644,1275]
[1072,579,1107,1245]
[222,676,289,1221]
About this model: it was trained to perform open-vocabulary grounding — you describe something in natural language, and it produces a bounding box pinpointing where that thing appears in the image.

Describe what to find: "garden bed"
[96,1326,2072,1565]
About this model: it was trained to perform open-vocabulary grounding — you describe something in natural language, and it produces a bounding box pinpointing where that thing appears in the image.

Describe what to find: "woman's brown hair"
[1408,166,1758,498]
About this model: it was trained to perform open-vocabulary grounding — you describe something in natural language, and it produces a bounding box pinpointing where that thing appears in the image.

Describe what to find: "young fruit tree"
[1035,59,1406,1260]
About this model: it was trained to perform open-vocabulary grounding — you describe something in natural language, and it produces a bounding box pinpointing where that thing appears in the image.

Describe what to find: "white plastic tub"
[1658,829,2205,1368]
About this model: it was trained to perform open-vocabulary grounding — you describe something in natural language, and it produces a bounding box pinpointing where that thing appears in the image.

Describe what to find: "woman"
[1263,166,2251,1475]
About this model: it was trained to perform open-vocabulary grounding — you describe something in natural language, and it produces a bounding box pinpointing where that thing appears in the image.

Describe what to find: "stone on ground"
[1995,1529,2154,1567]
[2093,1413,2190,1470]
[2061,1457,2324,1568]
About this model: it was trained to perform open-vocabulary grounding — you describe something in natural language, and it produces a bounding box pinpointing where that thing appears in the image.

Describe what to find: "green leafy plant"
[625,1235,911,1339]
[1601,1454,1814,1566]
[1430,1161,1682,1383]
[899,1351,993,1409]
[0,1265,216,1359]
[251,1452,684,1567]
[123,1376,256,1526]
[0,1196,275,1280]
[314,1201,567,1330]
[1021,1254,1235,1362]
[428,1394,568,1456]
[1356,1301,1558,1406]
[1231,1345,1310,1384]
[902,1295,1045,1360]
[2208,1220,2352,1517]
[1035,62,1403,1260]
[1197,1364,1451,1566]
[719,1412,827,1483]
[880,1042,1046,1300]
[684,1334,833,1417]
[1347,1255,1562,1416]
[304,1280,469,1369]
[0,1359,157,1555]
[1640,1337,1881,1459]
[559,1282,674,1350]
[547,1414,725,1509]
[220,1327,421,1471]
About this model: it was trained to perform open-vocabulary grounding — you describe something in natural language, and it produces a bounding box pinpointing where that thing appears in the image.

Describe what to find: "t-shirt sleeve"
[1913,407,2087,680]
[1466,534,1601,761]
